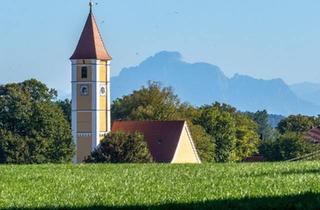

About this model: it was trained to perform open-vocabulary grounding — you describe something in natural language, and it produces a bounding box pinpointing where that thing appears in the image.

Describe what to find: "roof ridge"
[89,13,98,59]
[90,12,109,59]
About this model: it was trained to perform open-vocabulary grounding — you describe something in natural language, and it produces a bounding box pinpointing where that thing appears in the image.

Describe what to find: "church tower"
[70,4,112,163]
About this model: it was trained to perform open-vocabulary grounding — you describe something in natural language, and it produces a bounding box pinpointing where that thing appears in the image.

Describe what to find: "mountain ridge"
[111,51,320,116]
[290,82,320,107]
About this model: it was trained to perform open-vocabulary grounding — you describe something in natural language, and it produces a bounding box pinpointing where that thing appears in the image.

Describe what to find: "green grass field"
[1,162,320,210]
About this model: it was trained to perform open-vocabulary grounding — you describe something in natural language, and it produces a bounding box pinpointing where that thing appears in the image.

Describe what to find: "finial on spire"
[89,0,94,13]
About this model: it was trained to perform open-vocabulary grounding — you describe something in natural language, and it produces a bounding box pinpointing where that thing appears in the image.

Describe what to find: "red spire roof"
[70,10,112,61]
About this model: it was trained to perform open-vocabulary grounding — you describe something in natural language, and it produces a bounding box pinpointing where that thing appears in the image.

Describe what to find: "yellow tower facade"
[70,7,112,163]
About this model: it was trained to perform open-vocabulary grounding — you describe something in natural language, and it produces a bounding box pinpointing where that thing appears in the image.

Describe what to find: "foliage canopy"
[86,131,153,163]
[0,79,74,164]
[195,103,260,162]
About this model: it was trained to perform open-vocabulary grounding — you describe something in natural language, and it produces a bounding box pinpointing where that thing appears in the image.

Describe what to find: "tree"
[234,114,260,160]
[260,132,315,161]
[258,114,320,161]
[196,104,237,162]
[56,99,71,125]
[0,79,74,164]
[259,140,281,162]
[278,132,315,160]
[195,103,260,162]
[246,110,276,142]
[188,123,215,163]
[86,132,153,163]
[112,81,180,121]
[277,115,320,134]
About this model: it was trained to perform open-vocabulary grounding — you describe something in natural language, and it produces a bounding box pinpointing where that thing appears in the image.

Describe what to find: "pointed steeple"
[70,7,112,61]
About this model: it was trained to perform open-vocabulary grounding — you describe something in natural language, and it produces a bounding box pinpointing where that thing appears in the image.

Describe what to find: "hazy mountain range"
[111,51,320,116]
[290,82,320,108]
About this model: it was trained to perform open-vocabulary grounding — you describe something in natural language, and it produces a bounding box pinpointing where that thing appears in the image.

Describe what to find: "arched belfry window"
[81,66,88,79]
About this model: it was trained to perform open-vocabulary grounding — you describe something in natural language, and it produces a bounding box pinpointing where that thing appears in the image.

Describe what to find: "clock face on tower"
[80,85,89,96]
[100,84,106,96]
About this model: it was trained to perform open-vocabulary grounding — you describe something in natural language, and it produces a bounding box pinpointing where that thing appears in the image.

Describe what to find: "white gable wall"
[171,123,201,164]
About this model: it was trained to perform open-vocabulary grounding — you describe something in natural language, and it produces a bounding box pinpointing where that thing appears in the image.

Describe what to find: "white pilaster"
[106,60,111,133]
[71,60,78,163]
[91,60,100,151]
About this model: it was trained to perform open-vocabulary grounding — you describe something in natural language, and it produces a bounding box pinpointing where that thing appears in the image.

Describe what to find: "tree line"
[0,79,319,164]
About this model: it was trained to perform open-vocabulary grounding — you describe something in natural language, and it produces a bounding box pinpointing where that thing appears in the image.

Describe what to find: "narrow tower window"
[81,66,88,79]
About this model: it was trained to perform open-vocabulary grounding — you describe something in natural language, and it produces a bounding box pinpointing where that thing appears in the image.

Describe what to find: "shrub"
[86,132,153,163]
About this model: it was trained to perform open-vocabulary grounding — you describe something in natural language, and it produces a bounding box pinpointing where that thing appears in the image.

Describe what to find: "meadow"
[0,162,320,209]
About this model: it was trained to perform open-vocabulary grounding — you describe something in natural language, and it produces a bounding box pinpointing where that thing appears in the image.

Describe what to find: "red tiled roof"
[306,127,320,143]
[112,121,186,163]
[70,11,112,61]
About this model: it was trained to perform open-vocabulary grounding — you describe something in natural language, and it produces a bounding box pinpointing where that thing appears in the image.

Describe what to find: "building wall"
[77,84,92,110]
[99,111,107,132]
[171,124,201,164]
[98,61,108,133]
[76,136,92,162]
[77,112,92,132]
[71,59,111,163]
[76,65,93,81]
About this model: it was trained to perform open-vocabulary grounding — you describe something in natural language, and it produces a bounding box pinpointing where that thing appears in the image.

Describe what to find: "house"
[112,121,201,163]
[306,127,320,144]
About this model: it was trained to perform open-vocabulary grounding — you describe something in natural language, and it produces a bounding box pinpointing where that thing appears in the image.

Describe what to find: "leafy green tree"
[112,81,180,121]
[86,132,153,163]
[258,140,281,161]
[56,99,71,125]
[195,103,260,162]
[246,110,276,142]
[277,132,310,160]
[260,132,315,161]
[195,104,237,162]
[277,115,320,134]
[177,103,202,121]
[234,114,260,160]
[0,79,74,164]
[259,114,320,161]
[188,124,215,163]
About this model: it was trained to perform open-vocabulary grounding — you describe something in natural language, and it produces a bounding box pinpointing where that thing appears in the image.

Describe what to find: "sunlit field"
[1,162,320,209]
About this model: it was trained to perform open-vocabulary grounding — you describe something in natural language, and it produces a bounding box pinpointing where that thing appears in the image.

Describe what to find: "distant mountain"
[290,82,320,107]
[112,51,228,106]
[111,51,320,116]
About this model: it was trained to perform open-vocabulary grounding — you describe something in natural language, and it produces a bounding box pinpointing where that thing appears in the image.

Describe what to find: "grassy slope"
[0,162,320,209]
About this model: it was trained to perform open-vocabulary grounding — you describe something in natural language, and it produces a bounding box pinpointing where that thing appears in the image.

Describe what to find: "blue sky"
[1,0,320,96]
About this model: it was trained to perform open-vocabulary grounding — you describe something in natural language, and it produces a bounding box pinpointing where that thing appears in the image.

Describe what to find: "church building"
[70,4,201,164]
